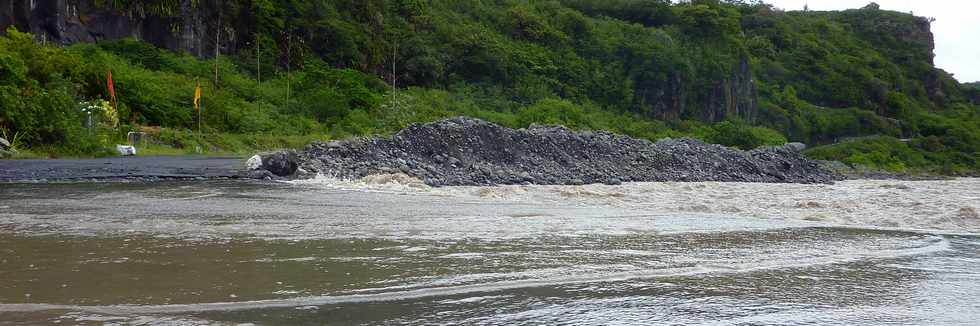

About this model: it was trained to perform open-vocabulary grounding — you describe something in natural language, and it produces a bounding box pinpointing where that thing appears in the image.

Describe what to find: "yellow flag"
[193,81,202,110]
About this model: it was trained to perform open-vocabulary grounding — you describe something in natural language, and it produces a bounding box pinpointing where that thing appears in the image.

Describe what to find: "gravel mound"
[249,117,842,185]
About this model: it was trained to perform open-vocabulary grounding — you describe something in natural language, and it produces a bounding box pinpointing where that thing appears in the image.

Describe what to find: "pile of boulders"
[248,117,843,185]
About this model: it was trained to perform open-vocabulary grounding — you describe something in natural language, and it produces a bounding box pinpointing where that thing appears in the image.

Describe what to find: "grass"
[4,128,332,159]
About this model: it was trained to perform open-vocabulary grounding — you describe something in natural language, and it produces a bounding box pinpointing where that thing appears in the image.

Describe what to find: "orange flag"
[106,70,116,102]
[193,80,202,110]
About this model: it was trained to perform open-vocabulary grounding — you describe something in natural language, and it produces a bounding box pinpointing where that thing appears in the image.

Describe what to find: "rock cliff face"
[0,0,237,57]
[647,55,758,123]
[640,56,758,123]
[697,56,758,123]
[890,16,945,104]
[837,7,944,104]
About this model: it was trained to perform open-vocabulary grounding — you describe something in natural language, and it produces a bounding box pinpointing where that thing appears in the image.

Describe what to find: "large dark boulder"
[248,150,299,177]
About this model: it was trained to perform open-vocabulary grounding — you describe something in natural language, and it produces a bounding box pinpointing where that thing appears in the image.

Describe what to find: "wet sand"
[0,156,246,182]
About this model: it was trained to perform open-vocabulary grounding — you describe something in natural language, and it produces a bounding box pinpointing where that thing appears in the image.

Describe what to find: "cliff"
[3,1,947,129]
[1,0,761,123]
[0,0,237,57]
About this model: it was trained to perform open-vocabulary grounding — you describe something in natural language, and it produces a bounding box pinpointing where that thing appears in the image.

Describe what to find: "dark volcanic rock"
[250,117,843,186]
[1,0,241,58]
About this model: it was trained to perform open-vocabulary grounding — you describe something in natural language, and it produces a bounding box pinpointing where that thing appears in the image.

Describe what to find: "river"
[0,177,978,325]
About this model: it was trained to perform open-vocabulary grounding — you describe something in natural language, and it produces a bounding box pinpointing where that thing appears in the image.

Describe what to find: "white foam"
[294,178,980,233]
[288,173,431,193]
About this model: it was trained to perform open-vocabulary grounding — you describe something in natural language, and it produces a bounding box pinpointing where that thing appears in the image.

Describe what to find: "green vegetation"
[0,0,977,174]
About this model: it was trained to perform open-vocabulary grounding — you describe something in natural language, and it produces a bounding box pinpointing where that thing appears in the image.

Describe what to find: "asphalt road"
[0,156,248,182]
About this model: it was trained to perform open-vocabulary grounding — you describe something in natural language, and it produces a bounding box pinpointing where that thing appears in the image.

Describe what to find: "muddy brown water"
[0,178,978,325]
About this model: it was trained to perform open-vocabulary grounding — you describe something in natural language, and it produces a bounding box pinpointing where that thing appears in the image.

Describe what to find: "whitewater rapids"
[0,178,978,325]
[295,175,980,234]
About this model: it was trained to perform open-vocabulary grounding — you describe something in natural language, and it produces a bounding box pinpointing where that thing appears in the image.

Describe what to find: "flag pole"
[198,97,202,136]
[197,92,202,155]
[194,79,203,138]
[198,84,202,136]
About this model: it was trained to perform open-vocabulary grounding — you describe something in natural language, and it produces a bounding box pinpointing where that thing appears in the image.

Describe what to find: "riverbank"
[0,156,246,182]
[0,155,948,184]
[1,118,962,185]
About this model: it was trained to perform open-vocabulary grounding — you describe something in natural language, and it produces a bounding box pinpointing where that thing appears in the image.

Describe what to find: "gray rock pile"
[249,117,842,185]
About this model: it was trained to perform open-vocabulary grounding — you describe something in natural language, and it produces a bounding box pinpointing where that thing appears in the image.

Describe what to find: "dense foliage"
[0,0,977,173]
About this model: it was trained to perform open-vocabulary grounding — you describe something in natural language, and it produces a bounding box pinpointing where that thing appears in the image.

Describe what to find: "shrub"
[806,136,930,172]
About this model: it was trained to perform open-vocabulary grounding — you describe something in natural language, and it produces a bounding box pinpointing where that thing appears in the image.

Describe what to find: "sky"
[762,0,980,83]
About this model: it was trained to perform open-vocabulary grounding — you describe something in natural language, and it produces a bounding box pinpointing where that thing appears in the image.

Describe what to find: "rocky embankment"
[249,117,842,186]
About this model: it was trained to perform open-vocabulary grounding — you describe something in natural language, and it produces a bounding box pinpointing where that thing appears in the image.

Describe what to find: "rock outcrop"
[250,117,842,186]
[0,0,238,58]
[695,55,758,123]
[641,56,758,123]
